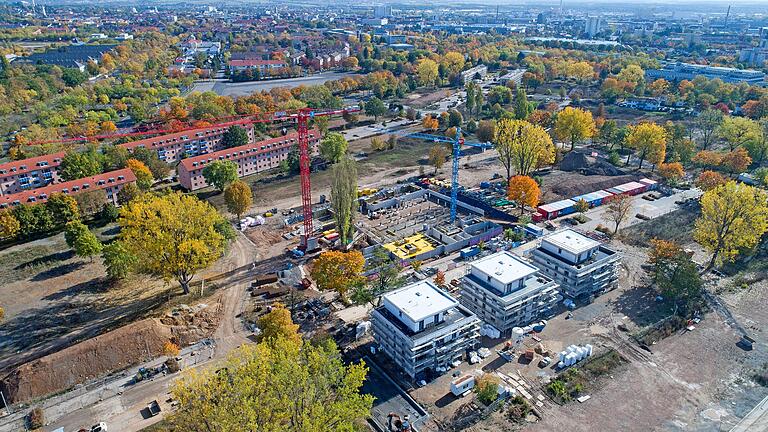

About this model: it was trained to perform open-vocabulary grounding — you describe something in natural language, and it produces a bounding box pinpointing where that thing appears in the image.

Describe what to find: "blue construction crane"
[400,127,492,223]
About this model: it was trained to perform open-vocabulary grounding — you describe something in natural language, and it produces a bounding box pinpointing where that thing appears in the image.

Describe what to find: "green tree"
[351,247,405,306]
[118,193,230,294]
[117,182,142,205]
[202,160,239,192]
[574,198,589,214]
[694,181,768,270]
[648,239,702,312]
[330,157,358,245]
[132,147,170,179]
[364,97,387,122]
[60,150,104,181]
[102,240,137,280]
[513,87,532,120]
[718,116,762,151]
[448,109,463,128]
[64,220,103,262]
[167,337,373,432]
[319,132,349,164]
[45,193,80,226]
[224,180,253,220]
[695,109,724,150]
[625,122,667,169]
[221,125,250,149]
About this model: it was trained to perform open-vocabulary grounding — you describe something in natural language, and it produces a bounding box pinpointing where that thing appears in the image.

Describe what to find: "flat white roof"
[544,229,600,255]
[472,251,538,285]
[538,199,576,213]
[383,280,457,323]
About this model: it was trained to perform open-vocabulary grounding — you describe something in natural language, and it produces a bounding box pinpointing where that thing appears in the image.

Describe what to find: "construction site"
[356,185,502,262]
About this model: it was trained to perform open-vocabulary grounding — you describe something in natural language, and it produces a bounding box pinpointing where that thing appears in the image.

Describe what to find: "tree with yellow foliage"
[553,107,597,152]
[126,158,154,190]
[118,193,230,294]
[0,210,20,240]
[694,181,768,270]
[224,180,253,220]
[441,51,465,77]
[625,122,667,169]
[428,144,448,174]
[168,337,373,432]
[416,58,439,87]
[508,175,541,215]
[493,119,556,181]
[565,61,595,83]
[310,250,365,299]
[258,303,301,345]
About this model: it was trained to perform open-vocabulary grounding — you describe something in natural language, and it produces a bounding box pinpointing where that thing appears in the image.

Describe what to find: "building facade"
[646,62,766,85]
[177,130,319,191]
[530,229,621,299]
[0,168,136,208]
[0,152,65,196]
[119,124,256,164]
[371,280,481,380]
[459,251,560,334]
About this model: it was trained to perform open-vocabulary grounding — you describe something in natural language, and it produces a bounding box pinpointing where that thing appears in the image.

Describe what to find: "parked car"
[91,423,108,432]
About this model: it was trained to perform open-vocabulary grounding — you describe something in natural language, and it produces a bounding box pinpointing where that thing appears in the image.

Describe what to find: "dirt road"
[27,233,260,432]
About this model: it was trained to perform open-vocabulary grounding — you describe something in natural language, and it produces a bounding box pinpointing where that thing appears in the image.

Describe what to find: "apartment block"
[119,124,256,164]
[371,280,481,380]
[0,168,137,208]
[0,152,65,196]
[530,229,621,299]
[459,251,560,334]
[177,130,319,191]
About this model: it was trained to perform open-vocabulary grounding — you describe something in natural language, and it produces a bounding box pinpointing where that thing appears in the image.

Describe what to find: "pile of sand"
[1,302,222,404]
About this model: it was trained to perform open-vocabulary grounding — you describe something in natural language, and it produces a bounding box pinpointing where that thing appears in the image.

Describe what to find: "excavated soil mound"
[1,301,222,404]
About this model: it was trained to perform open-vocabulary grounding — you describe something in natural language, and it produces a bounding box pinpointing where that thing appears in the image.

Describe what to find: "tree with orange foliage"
[163,341,180,357]
[692,150,723,168]
[434,270,446,286]
[721,148,752,175]
[696,171,727,191]
[310,250,365,299]
[507,175,540,215]
[658,162,684,183]
[100,121,117,134]
[422,115,439,132]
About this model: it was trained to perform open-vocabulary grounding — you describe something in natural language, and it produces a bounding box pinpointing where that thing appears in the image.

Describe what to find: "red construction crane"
[27,105,361,250]
[293,106,359,250]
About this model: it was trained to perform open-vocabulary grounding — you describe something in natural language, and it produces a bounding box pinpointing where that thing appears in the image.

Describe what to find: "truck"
[147,400,161,417]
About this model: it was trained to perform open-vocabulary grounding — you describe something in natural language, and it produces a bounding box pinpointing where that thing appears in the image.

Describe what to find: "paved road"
[341,118,416,142]
[191,72,354,96]
[578,188,702,233]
